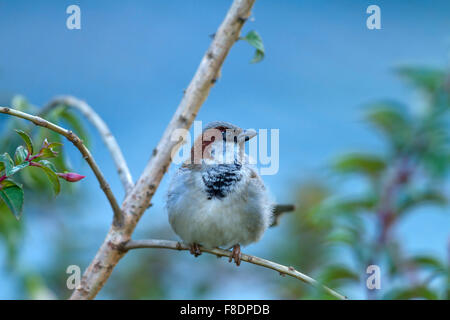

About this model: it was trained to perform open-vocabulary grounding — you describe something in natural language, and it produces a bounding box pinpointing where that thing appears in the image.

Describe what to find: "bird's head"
[190,121,257,165]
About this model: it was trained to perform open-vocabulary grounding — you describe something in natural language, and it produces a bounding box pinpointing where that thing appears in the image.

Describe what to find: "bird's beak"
[238,129,257,143]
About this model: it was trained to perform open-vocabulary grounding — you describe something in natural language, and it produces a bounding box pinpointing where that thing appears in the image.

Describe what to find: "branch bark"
[0,106,124,227]
[125,239,347,300]
[69,0,257,300]
[40,95,134,194]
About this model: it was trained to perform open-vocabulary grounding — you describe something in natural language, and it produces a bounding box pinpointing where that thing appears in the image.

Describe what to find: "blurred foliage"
[276,65,450,299]
[0,129,77,219]
[0,96,171,300]
[0,96,92,297]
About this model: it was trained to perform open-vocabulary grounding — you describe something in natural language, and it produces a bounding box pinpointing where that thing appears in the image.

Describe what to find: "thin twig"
[124,239,347,300]
[0,106,124,227]
[40,95,134,194]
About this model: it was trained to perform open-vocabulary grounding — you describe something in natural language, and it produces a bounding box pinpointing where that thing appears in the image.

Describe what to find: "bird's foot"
[189,243,202,257]
[228,244,241,266]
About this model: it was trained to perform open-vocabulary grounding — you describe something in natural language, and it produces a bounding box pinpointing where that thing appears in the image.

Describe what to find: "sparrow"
[166,121,273,266]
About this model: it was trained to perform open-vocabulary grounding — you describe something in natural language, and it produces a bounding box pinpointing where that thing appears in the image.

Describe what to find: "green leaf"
[319,265,360,286]
[0,153,14,176]
[409,255,446,273]
[47,142,63,149]
[250,49,264,64]
[59,109,90,148]
[39,149,57,159]
[333,153,386,177]
[15,130,34,156]
[242,30,264,52]
[0,180,24,220]
[38,160,57,173]
[334,196,377,213]
[365,103,412,150]
[396,66,445,94]
[0,154,28,177]
[14,145,28,165]
[33,110,73,173]
[38,140,62,159]
[11,95,31,112]
[384,286,439,300]
[421,150,449,177]
[326,229,357,245]
[38,165,60,195]
[398,190,447,216]
[242,30,265,63]
[9,162,30,176]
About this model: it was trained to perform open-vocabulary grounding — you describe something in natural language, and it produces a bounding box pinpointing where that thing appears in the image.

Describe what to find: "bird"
[166,121,273,266]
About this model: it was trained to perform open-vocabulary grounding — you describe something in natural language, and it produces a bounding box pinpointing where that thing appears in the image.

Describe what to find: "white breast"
[166,165,272,249]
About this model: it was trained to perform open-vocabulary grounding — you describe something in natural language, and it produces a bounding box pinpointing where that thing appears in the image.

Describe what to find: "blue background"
[0,0,449,299]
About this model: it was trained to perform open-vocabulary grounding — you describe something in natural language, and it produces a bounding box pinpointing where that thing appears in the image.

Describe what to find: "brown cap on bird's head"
[188,121,256,165]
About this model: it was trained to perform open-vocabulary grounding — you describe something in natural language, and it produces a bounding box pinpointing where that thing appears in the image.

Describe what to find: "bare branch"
[0,106,124,227]
[69,0,257,300]
[124,239,347,300]
[40,96,134,194]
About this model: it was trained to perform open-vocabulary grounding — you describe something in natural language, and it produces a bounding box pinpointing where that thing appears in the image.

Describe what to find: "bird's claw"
[189,243,202,257]
[229,244,241,266]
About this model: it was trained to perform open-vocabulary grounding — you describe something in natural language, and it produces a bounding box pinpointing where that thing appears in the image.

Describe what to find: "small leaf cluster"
[241,30,265,63]
[278,65,450,300]
[0,95,89,288]
[1,125,85,220]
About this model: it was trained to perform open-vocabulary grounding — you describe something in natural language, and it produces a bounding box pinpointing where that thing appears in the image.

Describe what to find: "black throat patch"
[202,162,242,200]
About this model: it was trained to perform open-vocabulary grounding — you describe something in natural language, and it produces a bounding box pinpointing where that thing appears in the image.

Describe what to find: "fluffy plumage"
[166,121,273,264]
